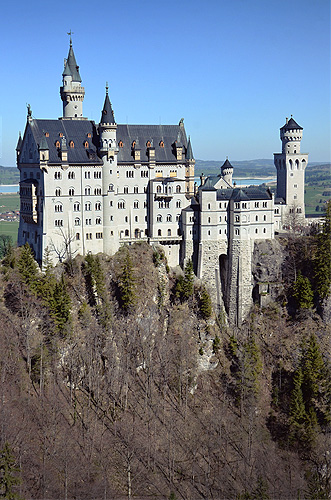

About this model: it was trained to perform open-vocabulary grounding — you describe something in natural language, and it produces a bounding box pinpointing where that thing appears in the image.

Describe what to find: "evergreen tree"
[200,287,212,319]
[292,271,314,309]
[182,259,194,300]
[289,367,307,442]
[314,200,331,299]
[174,259,195,302]
[17,243,39,292]
[0,235,13,259]
[118,251,136,313]
[0,442,22,499]
[48,274,71,334]
[301,334,324,407]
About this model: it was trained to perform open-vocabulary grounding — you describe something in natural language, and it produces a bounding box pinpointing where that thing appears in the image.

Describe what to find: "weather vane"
[67,30,74,44]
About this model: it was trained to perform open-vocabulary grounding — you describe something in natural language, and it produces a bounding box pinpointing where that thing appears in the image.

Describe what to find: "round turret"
[280,116,303,154]
[221,158,233,186]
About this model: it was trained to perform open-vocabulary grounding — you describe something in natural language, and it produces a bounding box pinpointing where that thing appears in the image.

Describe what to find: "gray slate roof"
[215,186,272,201]
[63,42,82,82]
[116,124,188,163]
[280,117,303,131]
[29,119,103,165]
[100,92,115,125]
[25,120,190,166]
[186,136,194,160]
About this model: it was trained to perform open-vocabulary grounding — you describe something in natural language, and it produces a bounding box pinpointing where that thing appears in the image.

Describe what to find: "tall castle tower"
[60,36,85,119]
[274,117,308,218]
[98,85,118,254]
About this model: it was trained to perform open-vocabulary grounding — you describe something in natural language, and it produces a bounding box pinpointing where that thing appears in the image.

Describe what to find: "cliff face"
[0,242,330,500]
[252,239,285,306]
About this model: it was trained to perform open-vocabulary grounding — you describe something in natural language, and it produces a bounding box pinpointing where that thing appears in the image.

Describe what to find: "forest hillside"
[0,207,330,499]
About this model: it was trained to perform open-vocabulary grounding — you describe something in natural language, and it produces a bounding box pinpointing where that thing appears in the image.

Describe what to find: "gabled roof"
[280,117,303,131]
[26,119,103,165]
[215,186,273,201]
[116,124,188,163]
[63,40,82,82]
[100,88,115,125]
[231,189,250,201]
[39,134,49,150]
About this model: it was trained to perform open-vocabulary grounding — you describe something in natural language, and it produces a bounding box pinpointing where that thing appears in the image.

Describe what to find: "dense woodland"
[0,204,330,500]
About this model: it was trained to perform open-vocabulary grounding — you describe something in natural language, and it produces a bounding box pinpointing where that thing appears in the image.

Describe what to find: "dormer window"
[132,141,136,148]
[45,132,49,137]
[59,133,63,137]
[159,141,164,148]
[55,140,60,148]
[118,140,123,148]
[146,141,151,148]
[87,133,91,138]
[84,141,89,148]
[69,141,74,148]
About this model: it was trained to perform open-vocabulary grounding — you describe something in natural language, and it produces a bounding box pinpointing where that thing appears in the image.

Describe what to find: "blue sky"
[1,0,330,166]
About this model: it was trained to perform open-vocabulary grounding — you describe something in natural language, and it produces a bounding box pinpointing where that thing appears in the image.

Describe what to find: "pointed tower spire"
[63,33,81,82]
[60,37,85,119]
[186,136,194,160]
[100,83,116,124]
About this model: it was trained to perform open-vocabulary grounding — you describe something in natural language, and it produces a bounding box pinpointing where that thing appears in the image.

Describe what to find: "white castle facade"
[16,40,308,324]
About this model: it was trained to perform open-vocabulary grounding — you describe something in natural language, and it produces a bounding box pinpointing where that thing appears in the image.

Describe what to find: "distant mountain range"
[0,161,329,184]
[195,159,329,177]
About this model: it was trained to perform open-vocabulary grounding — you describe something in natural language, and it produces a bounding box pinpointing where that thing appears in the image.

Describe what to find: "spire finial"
[106,82,109,95]
[67,30,74,46]
[226,155,228,160]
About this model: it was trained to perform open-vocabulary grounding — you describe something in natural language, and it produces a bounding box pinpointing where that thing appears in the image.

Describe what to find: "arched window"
[55,140,60,148]
[119,140,123,148]
[55,188,61,196]
[74,202,80,211]
[55,203,63,212]
[176,200,181,208]
[69,188,75,196]
[94,188,102,196]
[85,202,91,211]
[158,229,162,236]
[68,171,75,179]
[109,184,114,192]
[118,200,125,209]
[125,229,129,237]
[157,214,162,222]
[95,202,101,211]
[84,141,89,148]
[54,171,62,180]
[159,141,164,148]
[85,187,91,195]
[168,229,171,236]
[96,217,102,225]
[157,185,162,193]
[133,200,139,209]
[235,215,240,222]
[176,185,181,193]
[166,214,172,222]
[74,217,80,226]
[69,140,74,148]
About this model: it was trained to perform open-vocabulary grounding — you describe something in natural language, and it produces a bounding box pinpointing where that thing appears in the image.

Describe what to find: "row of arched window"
[156,185,181,194]
[74,217,102,226]
[55,140,89,149]
[55,187,102,197]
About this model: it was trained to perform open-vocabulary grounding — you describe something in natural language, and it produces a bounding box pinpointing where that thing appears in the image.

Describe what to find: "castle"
[16,39,308,324]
